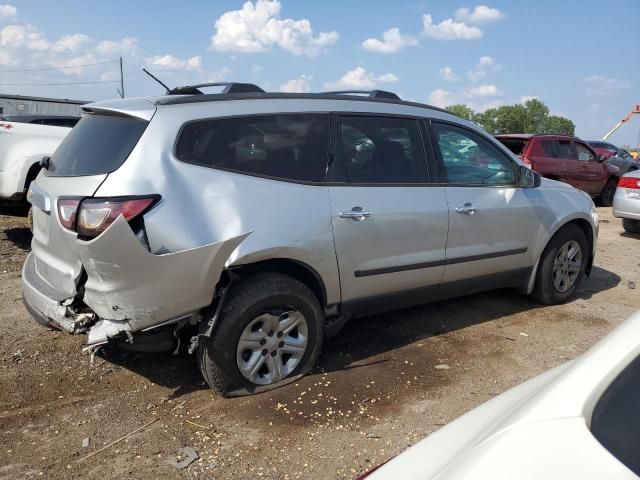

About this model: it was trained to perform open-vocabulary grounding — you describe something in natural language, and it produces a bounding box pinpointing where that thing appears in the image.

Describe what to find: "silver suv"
[22,83,598,396]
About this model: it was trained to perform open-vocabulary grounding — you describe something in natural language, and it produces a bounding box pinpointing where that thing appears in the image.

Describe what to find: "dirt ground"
[0,205,638,480]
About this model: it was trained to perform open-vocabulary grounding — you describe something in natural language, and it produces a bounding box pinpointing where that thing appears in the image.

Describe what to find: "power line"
[0,80,120,86]
[0,60,118,73]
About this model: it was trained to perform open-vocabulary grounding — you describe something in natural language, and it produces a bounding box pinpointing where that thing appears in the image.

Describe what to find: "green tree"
[523,99,549,133]
[445,104,475,121]
[446,99,575,136]
[541,115,575,135]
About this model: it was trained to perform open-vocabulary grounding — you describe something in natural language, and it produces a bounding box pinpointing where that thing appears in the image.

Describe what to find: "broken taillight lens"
[57,198,81,230]
[57,196,159,238]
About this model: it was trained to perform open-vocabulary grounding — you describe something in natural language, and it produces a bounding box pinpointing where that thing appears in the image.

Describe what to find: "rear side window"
[338,116,427,183]
[176,114,330,183]
[48,115,148,177]
[556,140,572,159]
[541,140,556,157]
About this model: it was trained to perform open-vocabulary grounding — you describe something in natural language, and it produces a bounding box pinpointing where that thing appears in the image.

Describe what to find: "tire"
[197,273,324,397]
[623,218,640,234]
[597,178,617,207]
[532,224,588,305]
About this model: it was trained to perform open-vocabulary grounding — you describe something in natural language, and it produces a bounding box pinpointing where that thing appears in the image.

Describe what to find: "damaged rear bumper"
[22,215,249,346]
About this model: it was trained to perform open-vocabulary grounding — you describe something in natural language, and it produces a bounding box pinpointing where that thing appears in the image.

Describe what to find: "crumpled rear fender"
[76,215,249,342]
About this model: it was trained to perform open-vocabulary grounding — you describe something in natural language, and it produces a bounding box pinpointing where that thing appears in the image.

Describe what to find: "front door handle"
[455,203,478,215]
[340,206,372,221]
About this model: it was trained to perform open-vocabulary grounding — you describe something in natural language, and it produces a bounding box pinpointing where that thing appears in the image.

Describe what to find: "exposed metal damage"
[23,215,250,347]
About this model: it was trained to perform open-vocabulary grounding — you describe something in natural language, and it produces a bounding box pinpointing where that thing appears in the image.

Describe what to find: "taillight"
[57,198,81,230]
[618,177,640,189]
[57,196,159,238]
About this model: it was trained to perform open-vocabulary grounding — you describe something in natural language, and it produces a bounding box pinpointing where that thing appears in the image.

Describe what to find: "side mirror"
[40,156,50,170]
[519,165,541,188]
[597,154,608,162]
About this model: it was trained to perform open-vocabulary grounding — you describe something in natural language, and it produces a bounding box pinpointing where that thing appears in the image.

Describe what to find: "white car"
[613,170,640,233]
[0,120,71,202]
[362,310,640,480]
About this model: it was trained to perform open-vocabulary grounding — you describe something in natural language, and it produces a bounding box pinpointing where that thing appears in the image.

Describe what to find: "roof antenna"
[142,68,170,94]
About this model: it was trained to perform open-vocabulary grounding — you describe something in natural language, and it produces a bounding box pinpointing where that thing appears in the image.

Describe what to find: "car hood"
[369,311,640,480]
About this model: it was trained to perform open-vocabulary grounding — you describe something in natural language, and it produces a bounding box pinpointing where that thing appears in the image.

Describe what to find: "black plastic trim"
[354,247,528,277]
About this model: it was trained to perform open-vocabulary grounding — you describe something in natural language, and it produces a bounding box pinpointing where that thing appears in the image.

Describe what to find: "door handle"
[340,206,372,221]
[455,203,478,215]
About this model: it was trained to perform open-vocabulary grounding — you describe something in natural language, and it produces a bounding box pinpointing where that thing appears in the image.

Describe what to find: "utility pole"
[119,57,125,98]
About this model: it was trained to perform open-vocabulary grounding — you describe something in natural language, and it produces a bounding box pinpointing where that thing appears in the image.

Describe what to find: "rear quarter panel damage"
[76,215,250,339]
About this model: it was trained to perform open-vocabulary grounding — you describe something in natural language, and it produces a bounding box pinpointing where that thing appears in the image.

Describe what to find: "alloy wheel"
[236,309,309,385]
[552,240,582,293]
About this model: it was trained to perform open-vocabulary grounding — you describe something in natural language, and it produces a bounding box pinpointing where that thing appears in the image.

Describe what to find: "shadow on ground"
[100,265,620,395]
[4,227,32,250]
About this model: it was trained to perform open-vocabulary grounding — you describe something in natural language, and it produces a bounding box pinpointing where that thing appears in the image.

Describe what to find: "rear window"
[591,354,640,475]
[175,114,330,183]
[497,138,529,156]
[47,114,148,177]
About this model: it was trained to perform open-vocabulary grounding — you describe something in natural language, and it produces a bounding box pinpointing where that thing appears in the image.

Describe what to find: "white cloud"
[466,55,501,81]
[0,48,14,65]
[465,84,502,97]
[476,99,504,111]
[454,5,505,24]
[422,13,482,40]
[0,4,17,20]
[361,27,418,54]
[519,95,538,103]
[146,54,203,72]
[205,67,232,82]
[428,88,454,108]
[583,75,631,96]
[95,37,138,56]
[324,66,398,89]
[439,66,460,81]
[0,24,48,50]
[279,74,313,93]
[211,0,338,56]
[52,33,92,53]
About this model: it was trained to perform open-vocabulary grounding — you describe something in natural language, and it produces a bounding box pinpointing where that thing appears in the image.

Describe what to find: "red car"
[496,134,620,206]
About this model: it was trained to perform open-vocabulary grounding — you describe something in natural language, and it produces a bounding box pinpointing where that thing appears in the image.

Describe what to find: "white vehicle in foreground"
[613,170,640,233]
[362,310,640,480]
[0,120,72,202]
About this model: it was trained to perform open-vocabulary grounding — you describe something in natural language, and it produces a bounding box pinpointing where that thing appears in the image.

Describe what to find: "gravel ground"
[0,205,638,480]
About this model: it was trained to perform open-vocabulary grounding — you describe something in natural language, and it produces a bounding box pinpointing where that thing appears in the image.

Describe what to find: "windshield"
[47,114,148,177]
[590,353,640,476]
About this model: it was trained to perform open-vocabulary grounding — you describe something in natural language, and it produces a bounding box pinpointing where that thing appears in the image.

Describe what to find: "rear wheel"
[532,224,588,304]
[623,218,640,234]
[197,273,324,397]
[597,178,617,207]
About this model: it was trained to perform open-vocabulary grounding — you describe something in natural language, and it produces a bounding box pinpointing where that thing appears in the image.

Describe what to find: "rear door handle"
[339,207,372,221]
[455,203,478,215]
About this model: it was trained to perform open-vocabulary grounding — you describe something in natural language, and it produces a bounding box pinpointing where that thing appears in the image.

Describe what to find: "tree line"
[446,99,575,136]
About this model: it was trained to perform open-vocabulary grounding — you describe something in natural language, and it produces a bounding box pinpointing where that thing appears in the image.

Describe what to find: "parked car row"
[21,83,598,397]
[495,134,637,207]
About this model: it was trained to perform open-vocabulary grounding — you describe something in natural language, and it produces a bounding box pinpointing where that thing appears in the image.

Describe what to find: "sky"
[0,0,638,146]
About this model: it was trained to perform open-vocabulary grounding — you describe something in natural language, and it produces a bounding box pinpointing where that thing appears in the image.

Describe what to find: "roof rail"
[168,82,265,95]
[322,89,401,100]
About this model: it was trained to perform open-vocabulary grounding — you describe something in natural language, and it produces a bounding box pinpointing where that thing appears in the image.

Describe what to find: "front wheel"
[623,218,640,234]
[532,224,588,305]
[197,273,324,397]
[597,178,617,207]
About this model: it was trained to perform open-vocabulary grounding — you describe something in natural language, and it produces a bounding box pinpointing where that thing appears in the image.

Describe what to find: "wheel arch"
[526,215,596,294]
[228,257,329,312]
[24,161,41,192]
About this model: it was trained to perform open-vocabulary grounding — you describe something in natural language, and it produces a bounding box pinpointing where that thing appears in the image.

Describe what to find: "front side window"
[339,116,427,183]
[176,114,330,182]
[432,122,516,186]
[575,142,596,162]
